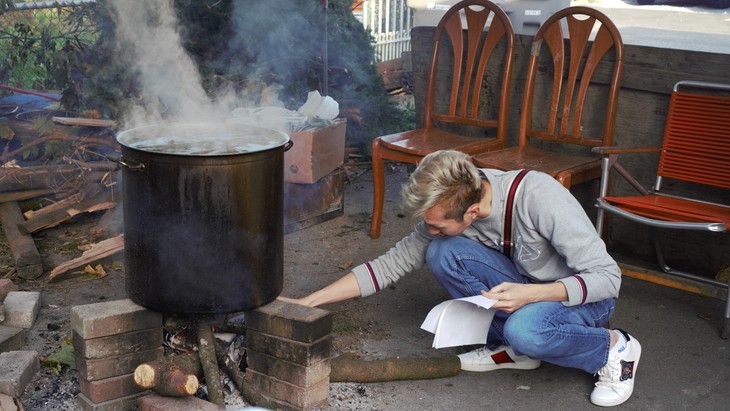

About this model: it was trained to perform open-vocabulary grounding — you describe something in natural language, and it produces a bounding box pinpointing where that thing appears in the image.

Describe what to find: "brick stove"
[70,298,332,410]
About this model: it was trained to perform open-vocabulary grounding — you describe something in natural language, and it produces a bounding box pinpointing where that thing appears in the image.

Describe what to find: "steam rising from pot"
[109,0,239,128]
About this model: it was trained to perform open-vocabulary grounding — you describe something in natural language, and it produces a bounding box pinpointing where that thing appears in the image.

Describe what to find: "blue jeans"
[426,236,614,374]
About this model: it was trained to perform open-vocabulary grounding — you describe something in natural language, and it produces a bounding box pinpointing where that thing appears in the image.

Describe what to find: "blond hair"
[401,150,483,222]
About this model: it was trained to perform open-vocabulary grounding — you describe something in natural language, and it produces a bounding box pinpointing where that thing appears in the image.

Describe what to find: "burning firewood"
[196,322,225,407]
[133,354,202,397]
[330,352,461,382]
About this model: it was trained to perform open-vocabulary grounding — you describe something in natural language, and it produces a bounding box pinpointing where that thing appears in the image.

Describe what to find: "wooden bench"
[594,80,730,339]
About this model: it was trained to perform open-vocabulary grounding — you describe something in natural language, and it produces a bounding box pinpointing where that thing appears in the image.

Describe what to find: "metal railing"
[355,0,413,62]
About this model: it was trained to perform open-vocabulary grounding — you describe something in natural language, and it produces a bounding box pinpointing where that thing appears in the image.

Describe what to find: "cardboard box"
[285,119,346,184]
[284,169,345,233]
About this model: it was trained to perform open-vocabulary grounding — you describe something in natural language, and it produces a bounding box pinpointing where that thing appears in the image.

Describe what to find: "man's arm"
[482,282,568,313]
[278,272,361,308]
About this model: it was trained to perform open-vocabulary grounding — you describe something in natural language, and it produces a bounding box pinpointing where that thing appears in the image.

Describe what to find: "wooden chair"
[370,0,515,238]
[594,81,730,339]
[471,6,623,189]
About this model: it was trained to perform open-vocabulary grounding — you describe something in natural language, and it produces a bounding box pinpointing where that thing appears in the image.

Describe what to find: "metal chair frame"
[594,80,730,339]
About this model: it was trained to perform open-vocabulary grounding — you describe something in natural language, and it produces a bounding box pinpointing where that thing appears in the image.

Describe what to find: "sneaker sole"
[460,360,541,372]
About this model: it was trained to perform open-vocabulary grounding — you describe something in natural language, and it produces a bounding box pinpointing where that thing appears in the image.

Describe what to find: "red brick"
[72,299,162,339]
[74,328,162,359]
[77,347,164,382]
[242,385,302,411]
[246,330,331,366]
[77,391,148,411]
[0,279,18,301]
[137,393,219,411]
[78,373,145,403]
[247,299,332,343]
[247,350,330,387]
[245,368,329,410]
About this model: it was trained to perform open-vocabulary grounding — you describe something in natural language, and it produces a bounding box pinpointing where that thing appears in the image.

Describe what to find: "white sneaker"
[591,329,641,407]
[458,345,541,372]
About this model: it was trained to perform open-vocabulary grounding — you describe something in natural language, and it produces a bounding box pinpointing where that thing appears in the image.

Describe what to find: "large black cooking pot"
[116,123,291,314]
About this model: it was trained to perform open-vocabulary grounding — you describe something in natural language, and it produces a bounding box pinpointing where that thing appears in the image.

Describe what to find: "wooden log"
[0,188,55,204]
[0,166,86,193]
[0,201,43,279]
[196,322,225,408]
[134,354,202,397]
[18,188,116,234]
[51,117,116,127]
[330,352,461,383]
[23,192,84,220]
[49,234,124,280]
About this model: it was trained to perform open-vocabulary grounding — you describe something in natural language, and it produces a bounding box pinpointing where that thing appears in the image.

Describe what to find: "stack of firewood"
[0,116,123,281]
[133,316,248,407]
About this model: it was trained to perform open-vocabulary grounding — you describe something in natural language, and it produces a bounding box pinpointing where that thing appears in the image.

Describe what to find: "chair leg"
[370,139,385,239]
[651,229,730,338]
[720,278,730,340]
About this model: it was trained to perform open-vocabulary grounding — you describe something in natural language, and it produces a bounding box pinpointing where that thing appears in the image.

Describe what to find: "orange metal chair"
[370,0,515,238]
[594,81,730,339]
[471,6,623,189]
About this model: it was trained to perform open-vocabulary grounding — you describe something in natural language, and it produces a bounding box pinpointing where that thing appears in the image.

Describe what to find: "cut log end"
[178,374,199,396]
[133,363,156,389]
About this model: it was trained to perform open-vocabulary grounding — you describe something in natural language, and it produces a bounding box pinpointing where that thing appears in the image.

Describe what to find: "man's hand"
[275,272,362,308]
[482,282,568,313]
[277,295,315,307]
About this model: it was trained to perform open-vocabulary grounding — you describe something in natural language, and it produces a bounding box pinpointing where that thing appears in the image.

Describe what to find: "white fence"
[356,0,413,62]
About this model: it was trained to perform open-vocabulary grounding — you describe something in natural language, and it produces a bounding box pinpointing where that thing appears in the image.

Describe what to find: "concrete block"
[245,368,329,410]
[0,351,39,397]
[2,292,40,329]
[79,373,145,404]
[72,299,162,339]
[73,328,162,360]
[246,299,332,343]
[77,391,148,411]
[0,279,18,301]
[77,346,164,382]
[246,329,331,366]
[137,393,219,411]
[0,326,25,353]
[247,350,330,387]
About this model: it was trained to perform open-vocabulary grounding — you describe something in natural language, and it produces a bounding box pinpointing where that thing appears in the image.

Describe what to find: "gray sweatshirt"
[352,169,621,306]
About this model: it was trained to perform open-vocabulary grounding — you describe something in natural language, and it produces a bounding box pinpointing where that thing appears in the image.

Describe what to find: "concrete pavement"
[281,164,730,410]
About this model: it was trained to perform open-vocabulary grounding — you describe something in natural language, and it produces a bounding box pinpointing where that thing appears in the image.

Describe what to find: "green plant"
[0,3,98,108]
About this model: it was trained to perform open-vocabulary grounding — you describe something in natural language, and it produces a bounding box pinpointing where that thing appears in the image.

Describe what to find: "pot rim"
[116,122,290,157]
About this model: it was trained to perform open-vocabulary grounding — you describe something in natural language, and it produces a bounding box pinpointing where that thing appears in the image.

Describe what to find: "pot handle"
[284,140,294,151]
[107,155,145,171]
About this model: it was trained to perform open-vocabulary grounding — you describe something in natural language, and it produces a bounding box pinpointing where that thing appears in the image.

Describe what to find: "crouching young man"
[279,150,641,407]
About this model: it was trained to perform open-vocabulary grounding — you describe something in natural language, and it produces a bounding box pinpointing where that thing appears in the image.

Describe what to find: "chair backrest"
[656,81,730,191]
[424,0,515,142]
[519,6,623,149]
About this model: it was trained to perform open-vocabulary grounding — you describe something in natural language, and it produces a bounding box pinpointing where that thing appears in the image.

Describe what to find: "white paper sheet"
[420,295,497,349]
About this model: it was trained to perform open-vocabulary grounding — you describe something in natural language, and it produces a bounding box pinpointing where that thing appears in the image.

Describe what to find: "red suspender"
[502,169,531,257]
